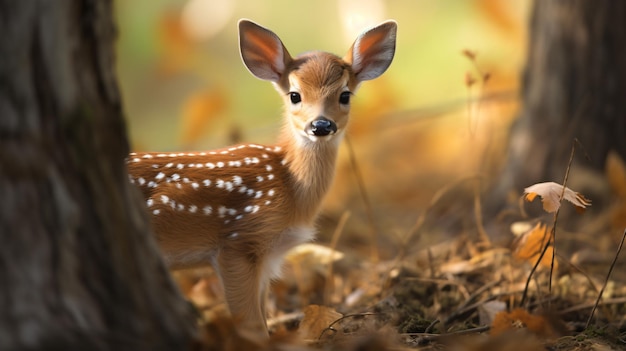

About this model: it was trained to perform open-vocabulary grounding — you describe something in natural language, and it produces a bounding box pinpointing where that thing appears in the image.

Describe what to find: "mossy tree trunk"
[0,1,196,349]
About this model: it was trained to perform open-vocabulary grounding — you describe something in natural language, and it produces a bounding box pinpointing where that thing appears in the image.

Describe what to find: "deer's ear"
[345,21,397,83]
[239,19,293,82]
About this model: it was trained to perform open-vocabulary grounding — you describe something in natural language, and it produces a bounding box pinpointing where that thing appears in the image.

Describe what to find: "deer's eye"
[339,91,351,105]
[289,92,301,104]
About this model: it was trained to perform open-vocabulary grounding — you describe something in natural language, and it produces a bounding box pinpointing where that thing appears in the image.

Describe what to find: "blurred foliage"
[116,0,532,249]
[116,0,530,149]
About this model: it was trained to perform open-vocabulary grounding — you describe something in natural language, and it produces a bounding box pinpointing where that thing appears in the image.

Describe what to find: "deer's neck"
[277,127,342,223]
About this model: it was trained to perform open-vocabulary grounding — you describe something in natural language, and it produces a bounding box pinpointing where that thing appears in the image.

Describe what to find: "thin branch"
[345,136,379,263]
[519,139,578,307]
[585,228,626,328]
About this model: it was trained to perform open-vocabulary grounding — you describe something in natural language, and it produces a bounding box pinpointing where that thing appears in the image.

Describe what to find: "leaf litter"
[180,55,626,351]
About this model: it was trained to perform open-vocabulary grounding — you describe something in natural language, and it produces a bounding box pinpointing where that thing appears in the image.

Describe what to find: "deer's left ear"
[344,21,397,83]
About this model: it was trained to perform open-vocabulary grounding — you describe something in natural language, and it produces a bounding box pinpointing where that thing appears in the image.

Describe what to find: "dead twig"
[585,228,626,329]
[345,136,379,263]
[520,139,578,307]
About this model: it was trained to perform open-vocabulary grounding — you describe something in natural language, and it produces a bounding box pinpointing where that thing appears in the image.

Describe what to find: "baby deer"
[128,19,396,337]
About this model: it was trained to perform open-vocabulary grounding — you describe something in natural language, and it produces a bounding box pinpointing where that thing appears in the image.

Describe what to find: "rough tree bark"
[491,0,626,210]
[0,1,196,349]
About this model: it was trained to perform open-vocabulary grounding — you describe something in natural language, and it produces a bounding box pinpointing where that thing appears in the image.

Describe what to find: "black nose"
[310,117,337,136]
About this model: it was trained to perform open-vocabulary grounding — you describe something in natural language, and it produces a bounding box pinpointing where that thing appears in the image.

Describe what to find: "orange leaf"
[298,305,342,340]
[179,88,227,146]
[523,182,591,213]
[157,10,194,75]
[512,222,556,270]
[606,150,626,198]
[491,308,563,339]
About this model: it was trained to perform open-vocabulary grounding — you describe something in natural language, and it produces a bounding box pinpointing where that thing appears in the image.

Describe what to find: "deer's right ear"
[239,19,292,83]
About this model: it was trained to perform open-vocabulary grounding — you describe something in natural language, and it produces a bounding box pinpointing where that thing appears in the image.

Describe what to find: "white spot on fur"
[155,172,165,180]
[203,206,212,215]
[218,206,227,218]
[153,209,160,215]
[232,176,243,185]
[160,195,169,204]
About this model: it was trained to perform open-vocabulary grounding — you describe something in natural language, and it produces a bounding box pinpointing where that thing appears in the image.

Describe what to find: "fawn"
[127,19,396,337]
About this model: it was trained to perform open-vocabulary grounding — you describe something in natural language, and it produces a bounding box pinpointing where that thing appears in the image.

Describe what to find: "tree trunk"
[0,1,196,349]
[492,0,626,211]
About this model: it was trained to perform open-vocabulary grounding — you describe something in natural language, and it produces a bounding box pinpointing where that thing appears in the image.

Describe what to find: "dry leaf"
[285,243,344,274]
[179,88,227,146]
[462,49,477,60]
[523,181,591,213]
[478,300,507,326]
[298,305,343,340]
[491,308,566,339]
[606,150,626,197]
[512,222,556,270]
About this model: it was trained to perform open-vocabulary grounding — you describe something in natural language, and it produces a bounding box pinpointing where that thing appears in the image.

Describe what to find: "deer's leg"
[216,248,268,338]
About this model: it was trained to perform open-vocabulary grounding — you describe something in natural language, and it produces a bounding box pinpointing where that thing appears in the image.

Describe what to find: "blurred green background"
[116,0,532,250]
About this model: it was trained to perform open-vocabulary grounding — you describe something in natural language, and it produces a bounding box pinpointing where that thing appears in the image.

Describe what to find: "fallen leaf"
[512,222,557,270]
[298,305,343,340]
[523,181,591,213]
[285,243,344,274]
[478,300,507,326]
[491,308,565,339]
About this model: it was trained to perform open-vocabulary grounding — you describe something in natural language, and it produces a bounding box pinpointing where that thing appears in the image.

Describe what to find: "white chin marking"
[305,133,335,143]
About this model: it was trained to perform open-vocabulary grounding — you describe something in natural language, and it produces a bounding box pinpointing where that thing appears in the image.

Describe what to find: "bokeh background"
[116,0,532,256]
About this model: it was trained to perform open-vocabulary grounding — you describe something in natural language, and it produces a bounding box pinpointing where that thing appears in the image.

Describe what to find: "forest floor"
[172,169,626,350]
